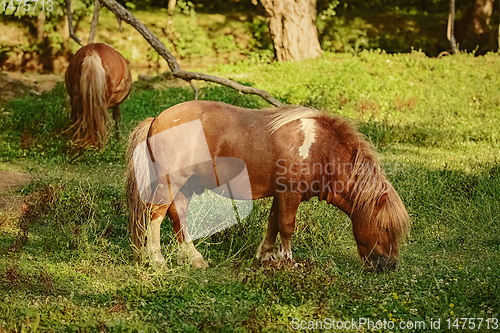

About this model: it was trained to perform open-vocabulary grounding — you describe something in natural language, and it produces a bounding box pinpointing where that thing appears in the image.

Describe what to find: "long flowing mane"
[267,107,410,241]
[320,115,410,240]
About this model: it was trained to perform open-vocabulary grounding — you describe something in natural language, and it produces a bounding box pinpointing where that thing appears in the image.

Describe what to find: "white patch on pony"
[173,118,180,123]
[298,118,316,160]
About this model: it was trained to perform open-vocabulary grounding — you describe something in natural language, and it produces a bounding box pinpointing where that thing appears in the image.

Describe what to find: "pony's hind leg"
[145,204,169,270]
[168,191,208,268]
[112,106,121,140]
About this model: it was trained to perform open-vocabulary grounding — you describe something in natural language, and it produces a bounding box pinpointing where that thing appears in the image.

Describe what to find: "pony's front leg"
[256,197,279,263]
[276,193,302,263]
[168,191,208,268]
[145,205,168,270]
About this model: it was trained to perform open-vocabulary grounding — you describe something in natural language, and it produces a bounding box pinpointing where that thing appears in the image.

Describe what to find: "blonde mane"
[320,115,411,241]
[267,106,321,134]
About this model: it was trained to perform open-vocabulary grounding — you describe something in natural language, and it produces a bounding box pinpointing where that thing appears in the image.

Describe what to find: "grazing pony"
[65,43,132,149]
[126,101,410,272]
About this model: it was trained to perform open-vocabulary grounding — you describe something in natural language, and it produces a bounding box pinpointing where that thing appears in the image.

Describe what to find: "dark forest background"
[1,0,499,73]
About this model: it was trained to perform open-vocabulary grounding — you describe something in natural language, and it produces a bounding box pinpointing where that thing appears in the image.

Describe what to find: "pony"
[65,43,132,149]
[126,100,410,272]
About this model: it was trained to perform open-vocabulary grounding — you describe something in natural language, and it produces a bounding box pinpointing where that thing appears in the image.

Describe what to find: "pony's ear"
[376,192,388,208]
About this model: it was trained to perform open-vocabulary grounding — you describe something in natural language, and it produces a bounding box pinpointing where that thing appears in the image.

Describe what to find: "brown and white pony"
[126,101,410,272]
[65,43,132,149]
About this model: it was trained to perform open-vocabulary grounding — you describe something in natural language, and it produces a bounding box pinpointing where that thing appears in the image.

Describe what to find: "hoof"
[177,253,188,266]
[260,252,277,267]
[260,251,276,261]
[177,253,208,268]
[150,261,169,271]
[192,257,209,268]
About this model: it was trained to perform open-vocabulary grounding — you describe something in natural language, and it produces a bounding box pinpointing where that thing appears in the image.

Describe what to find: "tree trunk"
[260,0,322,62]
[36,11,45,43]
[167,0,176,30]
[309,0,316,18]
[447,0,458,54]
[456,0,495,51]
[168,0,176,16]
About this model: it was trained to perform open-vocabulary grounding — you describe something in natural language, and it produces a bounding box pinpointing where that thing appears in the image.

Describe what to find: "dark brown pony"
[65,43,132,149]
[126,101,410,272]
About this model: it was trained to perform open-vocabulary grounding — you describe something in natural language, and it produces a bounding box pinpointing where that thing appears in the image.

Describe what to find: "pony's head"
[349,181,410,272]
[324,116,411,272]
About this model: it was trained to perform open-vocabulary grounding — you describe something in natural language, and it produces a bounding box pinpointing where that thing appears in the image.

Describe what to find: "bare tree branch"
[117,16,123,33]
[189,80,199,100]
[447,0,458,54]
[88,0,101,44]
[99,0,283,107]
[65,0,82,46]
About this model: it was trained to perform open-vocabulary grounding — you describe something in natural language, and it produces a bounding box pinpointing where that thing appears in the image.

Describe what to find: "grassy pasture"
[0,51,499,332]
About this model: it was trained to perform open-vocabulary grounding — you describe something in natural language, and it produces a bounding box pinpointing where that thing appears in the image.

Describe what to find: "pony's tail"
[73,51,109,149]
[126,117,155,252]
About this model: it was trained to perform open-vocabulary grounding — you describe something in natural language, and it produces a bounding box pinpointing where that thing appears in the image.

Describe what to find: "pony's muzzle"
[366,255,398,273]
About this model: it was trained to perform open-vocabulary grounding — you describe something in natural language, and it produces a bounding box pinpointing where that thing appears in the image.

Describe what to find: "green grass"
[0,52,499,331]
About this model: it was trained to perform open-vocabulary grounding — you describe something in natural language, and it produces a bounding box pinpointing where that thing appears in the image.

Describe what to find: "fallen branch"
[189,80,199,100]
[99,0,283,107]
